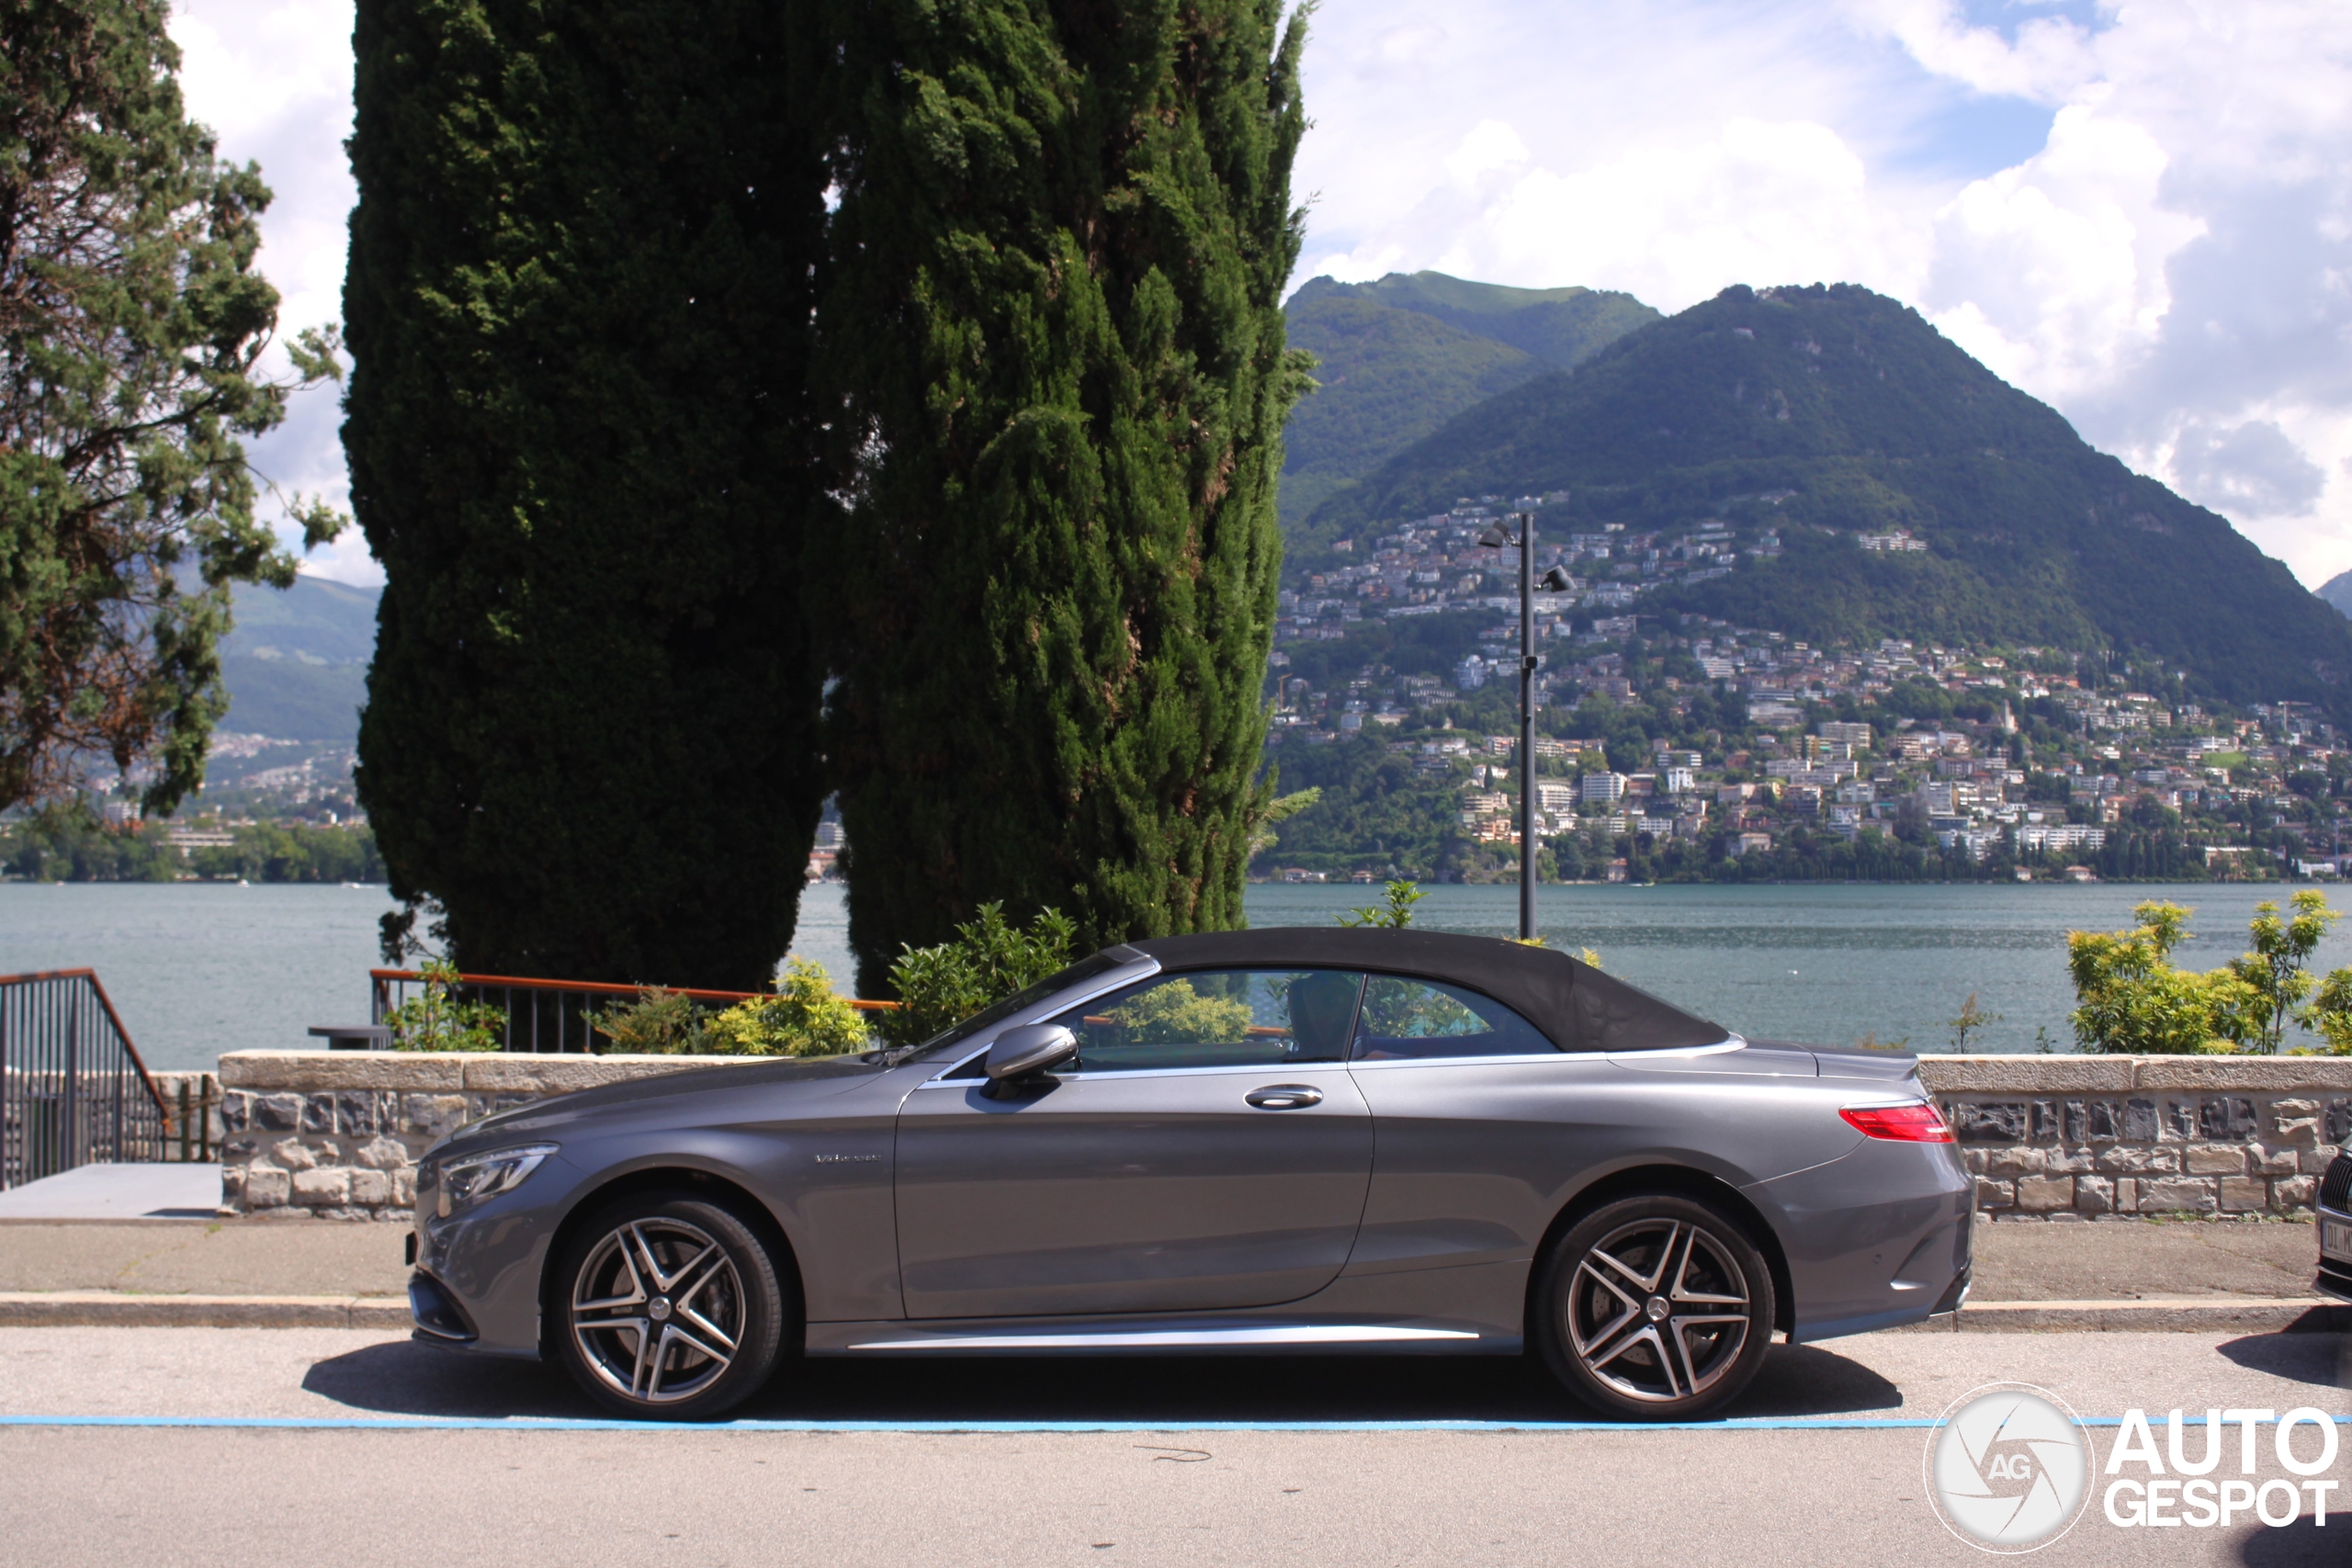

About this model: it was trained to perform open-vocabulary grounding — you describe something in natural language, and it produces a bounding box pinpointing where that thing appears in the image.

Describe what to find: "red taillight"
[1840,1102,1955,1143]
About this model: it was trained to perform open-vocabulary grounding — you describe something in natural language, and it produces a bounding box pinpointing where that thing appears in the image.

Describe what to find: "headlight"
[435,1144,558,1217]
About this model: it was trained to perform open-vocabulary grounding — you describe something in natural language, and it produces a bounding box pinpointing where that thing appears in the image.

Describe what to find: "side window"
[1049,970,1365,1073]
[1354,976,1555,1060]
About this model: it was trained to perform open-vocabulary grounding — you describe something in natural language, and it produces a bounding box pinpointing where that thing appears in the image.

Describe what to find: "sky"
[174,0,2352,590]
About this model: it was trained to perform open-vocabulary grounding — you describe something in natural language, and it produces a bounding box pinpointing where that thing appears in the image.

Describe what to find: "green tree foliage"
[2066,894,2352,1055]
[876,902,1079,1048]
[1310,284,2352,718]
[822,0,1310,992]
[1340,878,1423,928]
[704,959,872,1057]
[1947,993,2000,1051]
[1104,977,1254,1044]
[0,806,382,881]
[586,987,713,1055]
[0,0,343,815]
[2228,891,2338,1053]
[343,0,831,988]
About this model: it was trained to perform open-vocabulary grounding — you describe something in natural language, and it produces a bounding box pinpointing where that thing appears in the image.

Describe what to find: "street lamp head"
[1476,523,1513,549]
[1537,566,1574,592]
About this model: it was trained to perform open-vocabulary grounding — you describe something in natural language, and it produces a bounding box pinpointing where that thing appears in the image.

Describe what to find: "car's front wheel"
[1533,1193,1775,1420]
[555,1195,787,1420]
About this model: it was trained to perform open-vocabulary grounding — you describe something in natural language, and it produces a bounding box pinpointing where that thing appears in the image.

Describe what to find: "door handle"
[1245,1085,1322,1111]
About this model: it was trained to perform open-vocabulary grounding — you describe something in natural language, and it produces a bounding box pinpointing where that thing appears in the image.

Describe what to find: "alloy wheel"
[1563,1216,1753,1404]
[569,1216,746,1404]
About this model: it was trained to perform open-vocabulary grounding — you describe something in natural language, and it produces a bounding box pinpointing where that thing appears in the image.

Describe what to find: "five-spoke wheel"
[1535,1193,1775,1419]
[555,1195,786,1419]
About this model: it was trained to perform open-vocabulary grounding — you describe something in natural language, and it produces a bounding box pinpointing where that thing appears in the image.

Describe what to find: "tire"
[1533,1192,1776,1420]
[554,1194,788,1421]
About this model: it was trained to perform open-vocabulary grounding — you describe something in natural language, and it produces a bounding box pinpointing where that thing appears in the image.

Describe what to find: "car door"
[1345,974,1632,1272]
[893,968,1374,1319]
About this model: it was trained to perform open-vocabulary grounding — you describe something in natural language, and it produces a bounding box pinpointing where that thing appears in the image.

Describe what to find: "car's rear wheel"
[1534,1193,1775,1420]
[555,1195,786,1420]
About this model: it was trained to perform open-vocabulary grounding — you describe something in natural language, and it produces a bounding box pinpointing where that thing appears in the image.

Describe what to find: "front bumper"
[408,1168,567,1359]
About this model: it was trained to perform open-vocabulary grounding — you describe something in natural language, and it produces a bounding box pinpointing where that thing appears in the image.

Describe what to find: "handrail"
[0,968,173,1187]
[0,967,167,1118]
[368,968,899,1010]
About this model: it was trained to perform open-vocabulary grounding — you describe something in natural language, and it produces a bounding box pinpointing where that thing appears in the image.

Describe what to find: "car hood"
[443,1054,888,1147]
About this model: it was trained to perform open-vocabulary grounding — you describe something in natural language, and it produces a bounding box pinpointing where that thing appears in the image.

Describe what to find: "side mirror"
[981,1024,1078,1095]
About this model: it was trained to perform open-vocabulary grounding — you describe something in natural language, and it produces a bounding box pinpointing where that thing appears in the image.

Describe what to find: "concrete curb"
[1897,1297,2351,1334]
[0,1292,411,1330]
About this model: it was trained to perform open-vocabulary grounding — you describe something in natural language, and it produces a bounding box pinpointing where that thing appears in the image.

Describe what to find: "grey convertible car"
[407,930,1973,1421]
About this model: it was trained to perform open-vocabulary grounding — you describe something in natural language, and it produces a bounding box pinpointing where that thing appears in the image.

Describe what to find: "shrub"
[588,987,715,1055]
[2067,902,2261,1055]
[877,904,1078,1048]
[705,959,870,1057]
[389,960,506,1052]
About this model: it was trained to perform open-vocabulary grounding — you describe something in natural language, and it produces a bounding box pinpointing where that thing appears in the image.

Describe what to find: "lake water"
[6,880,2346,1072]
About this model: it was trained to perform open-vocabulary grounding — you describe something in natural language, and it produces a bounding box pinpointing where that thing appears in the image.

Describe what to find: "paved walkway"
[0,1219,409,1298]
[0,1164,220,1222]
[0,1202,2327,1305]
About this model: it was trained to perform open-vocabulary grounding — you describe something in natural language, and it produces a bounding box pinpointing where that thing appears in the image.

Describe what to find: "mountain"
[2319,570,2352,619]
[219,575,379,740]
[1280,272,1657,527]
[1305,283,2352,719]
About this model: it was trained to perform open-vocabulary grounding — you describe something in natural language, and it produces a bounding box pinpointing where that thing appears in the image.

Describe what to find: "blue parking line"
[11,1413,2346,1434]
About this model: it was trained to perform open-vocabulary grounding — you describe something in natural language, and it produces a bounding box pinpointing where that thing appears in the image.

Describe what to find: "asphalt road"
[2,1327,2347,1567]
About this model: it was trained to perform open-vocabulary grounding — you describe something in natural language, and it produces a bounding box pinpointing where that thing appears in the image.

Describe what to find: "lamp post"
[1477,508,1576,941]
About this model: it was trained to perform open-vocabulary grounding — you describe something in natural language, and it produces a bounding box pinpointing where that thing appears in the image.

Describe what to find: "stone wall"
[213,1049,2352,1222]
[216,1051,770,1220]
[1917,1055,2352,1220]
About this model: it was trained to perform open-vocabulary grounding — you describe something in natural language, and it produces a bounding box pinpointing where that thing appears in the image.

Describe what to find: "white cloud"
[168,0,2352,585]
[1295,0,2352,585]
[169,0,370,584]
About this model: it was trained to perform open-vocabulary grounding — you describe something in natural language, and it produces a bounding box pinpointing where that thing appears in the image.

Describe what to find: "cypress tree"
[344,0,831,987]
[822,0,1310,988]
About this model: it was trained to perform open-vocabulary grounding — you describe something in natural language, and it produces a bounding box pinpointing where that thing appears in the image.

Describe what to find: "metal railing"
[369,969,898,1054]
[0,969,173,1190]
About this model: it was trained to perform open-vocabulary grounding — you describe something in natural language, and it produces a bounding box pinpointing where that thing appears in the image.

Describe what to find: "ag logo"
[1925,1382,2093,1552]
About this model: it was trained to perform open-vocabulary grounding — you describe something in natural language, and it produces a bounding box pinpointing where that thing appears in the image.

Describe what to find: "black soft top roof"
[1126,928,1725,1055]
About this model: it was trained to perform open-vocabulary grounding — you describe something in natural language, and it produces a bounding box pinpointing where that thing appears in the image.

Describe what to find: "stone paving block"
[2135,1178,2219,1213]
[2014,1176,2074,1213]
[290,1168,350,1208]
[2095,1145,2179,1174]
[243,1168,289,1209]
[2219,1177,2269,1212]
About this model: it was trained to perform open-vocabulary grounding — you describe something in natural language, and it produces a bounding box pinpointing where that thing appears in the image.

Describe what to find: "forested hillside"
[1306,284,2352,719]
[1281,272,1655,526]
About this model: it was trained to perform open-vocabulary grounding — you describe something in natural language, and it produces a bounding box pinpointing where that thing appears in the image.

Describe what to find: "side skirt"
[805,1315,1521,1357]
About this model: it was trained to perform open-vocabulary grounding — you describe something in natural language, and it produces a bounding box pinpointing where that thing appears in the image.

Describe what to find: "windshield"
[867,950,1142,1066]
